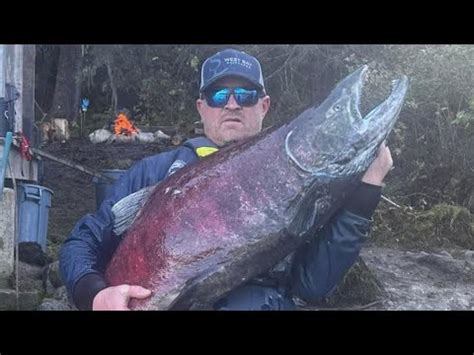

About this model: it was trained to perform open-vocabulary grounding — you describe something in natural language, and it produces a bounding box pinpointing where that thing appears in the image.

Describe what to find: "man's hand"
[361,142,393,186]
[92,284,152,310]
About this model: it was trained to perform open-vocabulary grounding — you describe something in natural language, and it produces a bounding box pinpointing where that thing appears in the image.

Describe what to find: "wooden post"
[22,45,35,147]
[0,45,6,136]
[0,45,39,182]
[5,45,23,133]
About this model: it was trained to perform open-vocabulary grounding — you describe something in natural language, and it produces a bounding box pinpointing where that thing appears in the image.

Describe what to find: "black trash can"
[93,169,126,209]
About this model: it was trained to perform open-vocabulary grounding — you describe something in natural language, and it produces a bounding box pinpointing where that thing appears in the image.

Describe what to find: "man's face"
[196,77,271,146]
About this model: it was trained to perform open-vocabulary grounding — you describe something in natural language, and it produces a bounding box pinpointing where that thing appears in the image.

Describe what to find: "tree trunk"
[49,45,83,121]
[35,45,60,117]
[106,60,118,114]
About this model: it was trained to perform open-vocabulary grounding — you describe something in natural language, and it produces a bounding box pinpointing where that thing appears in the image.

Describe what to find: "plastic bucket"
[17,183,54,251]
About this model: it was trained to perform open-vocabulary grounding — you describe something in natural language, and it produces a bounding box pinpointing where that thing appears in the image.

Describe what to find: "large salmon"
[105,66,409,310]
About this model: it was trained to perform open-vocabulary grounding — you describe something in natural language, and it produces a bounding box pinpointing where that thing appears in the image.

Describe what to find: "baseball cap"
[200,49,265,93]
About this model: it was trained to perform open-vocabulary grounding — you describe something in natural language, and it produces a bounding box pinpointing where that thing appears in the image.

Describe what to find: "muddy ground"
[39,136,474,310]
[41,137,173,258]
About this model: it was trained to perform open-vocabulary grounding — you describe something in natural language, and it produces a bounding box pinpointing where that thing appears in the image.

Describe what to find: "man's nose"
[225,94,241,110]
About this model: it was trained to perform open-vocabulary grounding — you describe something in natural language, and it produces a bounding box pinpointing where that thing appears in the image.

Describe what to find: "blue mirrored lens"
[206,87,260,107]
[234,88,258,106]
[212,88,231,106]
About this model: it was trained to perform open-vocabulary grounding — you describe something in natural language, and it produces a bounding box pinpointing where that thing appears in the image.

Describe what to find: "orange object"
[114,113,138,136]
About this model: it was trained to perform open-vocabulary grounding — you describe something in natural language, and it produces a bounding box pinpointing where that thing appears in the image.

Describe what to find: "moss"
[321,257,385,307]
[372,203,474,251]
[47,241,62,263]
[299,257,386,309]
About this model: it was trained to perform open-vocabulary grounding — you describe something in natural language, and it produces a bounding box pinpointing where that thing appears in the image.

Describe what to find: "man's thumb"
[128,285,152,299]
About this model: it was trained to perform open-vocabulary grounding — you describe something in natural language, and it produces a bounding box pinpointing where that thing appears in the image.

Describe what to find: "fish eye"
[334,104,342,112]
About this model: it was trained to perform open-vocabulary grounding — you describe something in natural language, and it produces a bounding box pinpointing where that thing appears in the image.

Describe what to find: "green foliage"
[79,45,217,126]
[36,45,474,250]
[73,45,474,209]
[372,203,474,250]
[382,46,474,210]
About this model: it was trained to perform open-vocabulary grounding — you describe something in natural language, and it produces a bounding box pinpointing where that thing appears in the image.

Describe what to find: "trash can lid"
[18,183,54,195]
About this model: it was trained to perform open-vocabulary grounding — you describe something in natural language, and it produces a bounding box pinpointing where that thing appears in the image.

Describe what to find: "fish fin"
[167,264,223,310]
[111,185,155,236]
[129,280,189,310]
[287,182,329,237]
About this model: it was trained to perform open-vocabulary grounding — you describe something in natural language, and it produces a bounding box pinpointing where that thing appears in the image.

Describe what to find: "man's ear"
[196,98,205,117]
[261,96,271,119]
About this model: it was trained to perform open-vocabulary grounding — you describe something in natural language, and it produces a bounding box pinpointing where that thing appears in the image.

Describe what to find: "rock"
[50,118,70,143]
[18,242,52,267]
[0,288,17,310]
[136,132,156,144]
[154,130,171,141]
[171,134,184,146]
[107,133,138,144]
[45,261,63,289]
[53,286,69,303]
[0,289,42,310]
[19,291,42,310]
[37,298,72,311]
[37,286,76,310]
[43,276,56,297]
[414,253,466,281]
[361,246,474,310]
[89,129,112,144]
[42,261,63,297]
[41,119,70,144]
[17,261,43,280]
[463,250,474,260]
[8,261,45,293]
[40,122,54,144]
[53,286,77,310]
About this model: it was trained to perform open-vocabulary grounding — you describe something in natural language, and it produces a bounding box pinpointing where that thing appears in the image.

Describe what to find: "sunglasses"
[203,87,265,108]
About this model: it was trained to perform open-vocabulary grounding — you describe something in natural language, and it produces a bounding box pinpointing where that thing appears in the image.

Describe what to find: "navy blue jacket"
[59,137,381,310]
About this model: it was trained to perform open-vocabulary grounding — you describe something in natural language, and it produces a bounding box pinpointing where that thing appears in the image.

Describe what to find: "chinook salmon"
[104,65,409,310]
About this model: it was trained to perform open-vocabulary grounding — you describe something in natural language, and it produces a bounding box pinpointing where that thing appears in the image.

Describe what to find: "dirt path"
[361,246,474,310]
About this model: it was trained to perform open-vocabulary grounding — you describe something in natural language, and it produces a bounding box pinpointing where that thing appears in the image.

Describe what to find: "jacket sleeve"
[289,182,382,304]
[59,152,178,310]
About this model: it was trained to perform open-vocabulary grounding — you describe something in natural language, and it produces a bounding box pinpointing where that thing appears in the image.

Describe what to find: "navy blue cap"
[200,49,265,93]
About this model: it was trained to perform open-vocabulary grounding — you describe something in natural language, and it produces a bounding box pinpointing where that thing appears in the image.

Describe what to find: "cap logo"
[224,57,253,70]
[208,58,228,77]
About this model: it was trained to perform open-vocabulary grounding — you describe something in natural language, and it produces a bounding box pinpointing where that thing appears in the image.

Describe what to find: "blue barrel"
[17,183,54,251]
[93,169,126,209]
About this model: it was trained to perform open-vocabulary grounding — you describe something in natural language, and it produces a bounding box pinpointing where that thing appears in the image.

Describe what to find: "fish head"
[285,65,409,179]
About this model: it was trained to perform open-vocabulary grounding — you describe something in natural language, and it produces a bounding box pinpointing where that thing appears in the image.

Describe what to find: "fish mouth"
[342,67,409,174]
[285,65,409,177]
[349,66,366,123]
[326,64,408,154]
[353,69,409,153]
[333,64,408,133]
